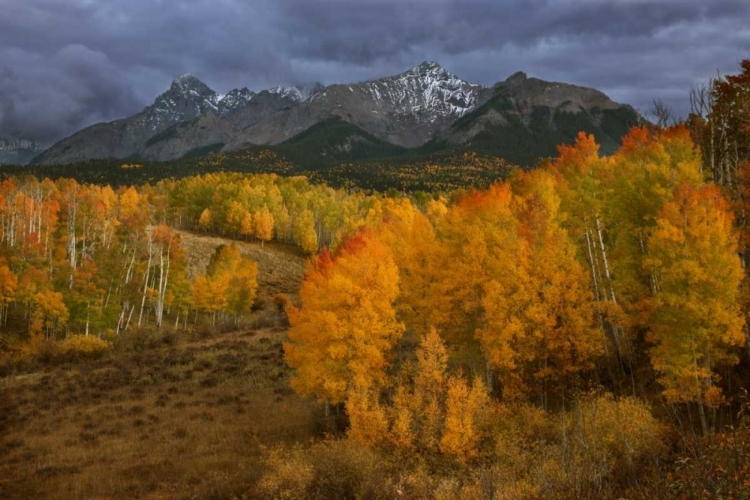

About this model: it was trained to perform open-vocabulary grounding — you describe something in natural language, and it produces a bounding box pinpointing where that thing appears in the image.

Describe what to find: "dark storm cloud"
[1,0,749,144]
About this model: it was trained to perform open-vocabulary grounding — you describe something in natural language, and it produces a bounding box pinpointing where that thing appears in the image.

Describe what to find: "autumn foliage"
[281,122,746,487]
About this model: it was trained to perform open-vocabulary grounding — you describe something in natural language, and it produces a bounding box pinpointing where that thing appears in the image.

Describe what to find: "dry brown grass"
[0,328,317,499]
[176,229,307,307]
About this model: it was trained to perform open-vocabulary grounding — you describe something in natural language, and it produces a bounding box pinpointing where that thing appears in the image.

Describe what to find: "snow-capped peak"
[268,86,305,102]
[360,61,487,121]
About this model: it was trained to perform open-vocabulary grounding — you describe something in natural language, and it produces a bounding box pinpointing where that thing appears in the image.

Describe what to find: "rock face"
[436,71,642,165]
[33,74,309,164]
[0,138,43,165]
[230,61,494,149]
[33,63,639,166]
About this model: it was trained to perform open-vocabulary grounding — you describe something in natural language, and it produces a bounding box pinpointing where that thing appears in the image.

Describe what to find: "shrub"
[58,335,113,360]
[256,445,314,500]
[113,327,177,352]
[557,393,668,496]
[257,439,388,500]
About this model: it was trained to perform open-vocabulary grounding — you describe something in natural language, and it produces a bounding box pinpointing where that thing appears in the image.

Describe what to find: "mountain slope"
[277,117,407,167]
[32,76,311,165]
[229,61,493,149]
[436,72,641,165]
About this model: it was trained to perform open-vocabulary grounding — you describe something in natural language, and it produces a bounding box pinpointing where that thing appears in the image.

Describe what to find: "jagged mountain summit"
[32,62,639,166]
[32,74,318,165]
[220,61,494,150]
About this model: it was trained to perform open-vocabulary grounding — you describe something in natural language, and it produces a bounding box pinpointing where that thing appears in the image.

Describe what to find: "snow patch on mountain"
[362,61,486,122]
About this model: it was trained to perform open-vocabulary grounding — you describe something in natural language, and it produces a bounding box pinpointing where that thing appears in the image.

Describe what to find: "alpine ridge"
[31,62,640,167]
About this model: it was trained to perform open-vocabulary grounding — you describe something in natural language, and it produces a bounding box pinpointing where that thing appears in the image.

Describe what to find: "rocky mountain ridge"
[31,62,639,166]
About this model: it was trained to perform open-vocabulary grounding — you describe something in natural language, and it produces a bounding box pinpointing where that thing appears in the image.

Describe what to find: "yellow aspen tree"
[346,385,390,447]
[198,208,213,232]
[293,209,318,253]
[227,256,258,320]
[253,206,274,246]
[431,184,521,350]
[481,170,603,403]
[645,184,744,432]
[377,202,439,337]
[240,212,253,241]
[284,232,404,411]
[30,290,69,339]
[0,264,17,326]
[412,327,449,452]
[225,200,245,236]
[439,376,490,463]
[389,385,415,451]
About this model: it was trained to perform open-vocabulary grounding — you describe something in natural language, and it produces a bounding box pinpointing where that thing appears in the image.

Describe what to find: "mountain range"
[31,62,641,167]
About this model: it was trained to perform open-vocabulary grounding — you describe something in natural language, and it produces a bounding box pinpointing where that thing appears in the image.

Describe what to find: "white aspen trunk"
[138,234,153,327]
[595,216,616,303]
[116,306,126,336]
[125,247,137,284]
[155,237,171,328]
[68,195,77,288]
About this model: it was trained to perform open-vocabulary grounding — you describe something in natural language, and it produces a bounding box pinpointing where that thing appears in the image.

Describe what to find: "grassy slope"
[0,233,313,500]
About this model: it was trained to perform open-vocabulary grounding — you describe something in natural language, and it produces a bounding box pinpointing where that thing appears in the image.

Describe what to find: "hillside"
[176,230,306,306]
[1,145,514,192]
[434,72,641,165]
[0,231,311,499]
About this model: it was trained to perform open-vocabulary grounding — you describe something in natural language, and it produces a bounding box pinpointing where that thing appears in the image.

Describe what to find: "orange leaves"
[556,131,600,172]
[645,183,744,405]
[285,231,403,406]
[439,376,490,463]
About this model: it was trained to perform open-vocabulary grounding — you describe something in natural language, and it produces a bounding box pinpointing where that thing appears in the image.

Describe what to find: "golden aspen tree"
[253,206,274,246]
[240,212,253,241]
[431,184,521,348]
[440,376,490,463]
[645,184,744,432]
[30,290,68,339]
[285,232,404,410]
[0,263,17,326]
[481,170,603,403]
[227,256,258,321]
[192,244,256,325]
[346,386,390,447]
[293,209,318,253]
[412,327,449,452]
[198,208,213,232]
[225,200,245,236]
[377,200,439,337]
[425,196,448,225]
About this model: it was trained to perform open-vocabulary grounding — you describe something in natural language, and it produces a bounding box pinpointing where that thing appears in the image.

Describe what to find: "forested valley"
[3,62,750,500]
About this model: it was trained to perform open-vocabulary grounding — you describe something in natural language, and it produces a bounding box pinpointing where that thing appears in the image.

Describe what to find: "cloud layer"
[1,0,749,144]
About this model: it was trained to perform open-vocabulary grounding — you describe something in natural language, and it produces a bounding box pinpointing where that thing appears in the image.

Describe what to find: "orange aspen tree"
[439,375,490,463]
[285,232,404,416]
[644,184,744,432]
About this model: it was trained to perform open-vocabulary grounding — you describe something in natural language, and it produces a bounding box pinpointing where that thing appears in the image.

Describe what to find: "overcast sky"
[1,0,749,145]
